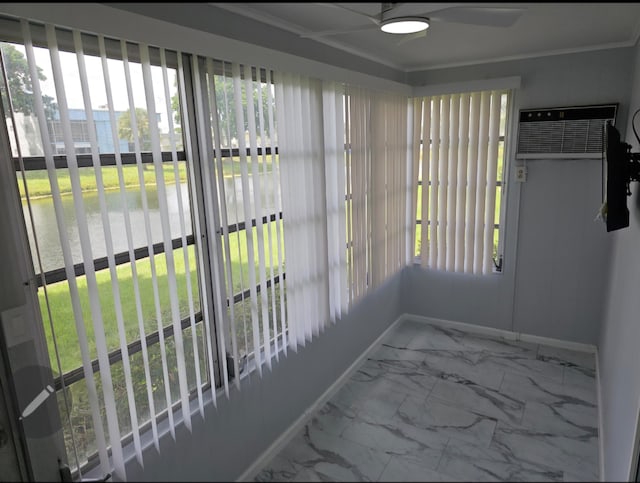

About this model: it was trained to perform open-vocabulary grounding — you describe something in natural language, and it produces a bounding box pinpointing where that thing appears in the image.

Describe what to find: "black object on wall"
[603,119,640,232]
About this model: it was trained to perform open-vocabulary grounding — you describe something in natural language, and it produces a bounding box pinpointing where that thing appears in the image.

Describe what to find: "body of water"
[23,173,281,274]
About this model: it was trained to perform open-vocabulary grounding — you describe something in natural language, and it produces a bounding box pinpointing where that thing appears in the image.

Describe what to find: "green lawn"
[19,155,276,200]
[42,220,284,374]
[23,154,281,374]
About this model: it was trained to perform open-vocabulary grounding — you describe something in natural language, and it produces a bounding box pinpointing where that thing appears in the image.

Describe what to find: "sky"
[26,43,175,133]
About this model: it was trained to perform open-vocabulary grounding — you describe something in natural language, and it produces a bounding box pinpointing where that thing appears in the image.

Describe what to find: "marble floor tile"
[378,455,457,482]
[458,332,538,357]
[421,349,505,390]
[490,420,599,480]
[337,373,410,421]
[500,372,597,407]
[255,455,299,482]
[563,365,597,393]
[473,350,565,384]
[536,346,596,371]
[276,424,392,482]
[396,395,497,447]
[429,377,525,424]
[340,415,448,467]
[369,342,426,362]
[383,319,436,348]
[437,439,564,482]
[520,401,598,439]
[308,400,357,437]
[404,323,469,352]
[256,319,599,482]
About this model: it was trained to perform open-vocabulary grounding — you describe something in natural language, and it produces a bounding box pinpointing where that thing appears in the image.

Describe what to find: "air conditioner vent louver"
[516,104,617,159]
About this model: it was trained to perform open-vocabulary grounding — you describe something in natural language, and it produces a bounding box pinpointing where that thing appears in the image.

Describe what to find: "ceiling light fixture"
[380,16,430,34]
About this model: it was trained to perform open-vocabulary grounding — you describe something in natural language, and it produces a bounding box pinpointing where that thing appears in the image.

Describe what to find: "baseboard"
[595,347,605,481]
[236,315,404,482]
[401,313,597,354]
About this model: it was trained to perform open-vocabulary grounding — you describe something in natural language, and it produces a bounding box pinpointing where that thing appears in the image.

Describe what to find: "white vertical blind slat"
[73,29,144,466]
[465,92,481,274]
[275,74,298,351]
[267,70,287,355]
[188,55,219,406]
[46,23,126,479]
[23,21,112,478]
[205,59,240,389]
[121,40,176,438]
[219,61,250,366]
[244,64,272,369]
[437,95,449,271]
[232,63,262,374]
[455,93,470,273]
[140,43,192,432]
[161,48,205,415]
[473,91,491,274]
[420,97,431,266]
[194,57,232,397]
[256,74,279,359]
[410,98,421,261]
[98,34,160,452]
[483,90,502,274]
[429,96,440,269]
[446,94,460,271]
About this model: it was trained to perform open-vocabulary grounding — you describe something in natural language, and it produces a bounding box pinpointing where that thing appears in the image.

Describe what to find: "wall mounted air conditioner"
[516,104,617,159]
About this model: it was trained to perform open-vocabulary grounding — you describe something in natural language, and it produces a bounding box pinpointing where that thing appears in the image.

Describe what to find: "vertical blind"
[9,21,208,480]
[5,16,418,482]
[274,73,348,347]
[413,90,506,274]
[346,86,410,302]
[190,55,287,385]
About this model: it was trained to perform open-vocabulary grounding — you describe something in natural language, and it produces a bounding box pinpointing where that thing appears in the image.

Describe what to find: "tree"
[0,42,57,119]
[117,107,152,151]
[170,74,273,148]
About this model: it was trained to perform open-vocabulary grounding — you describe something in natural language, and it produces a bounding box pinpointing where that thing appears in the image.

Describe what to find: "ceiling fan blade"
[299,23,379,39]
[396,29,427,46]
[429,6,525,27]
[322,3,383,25]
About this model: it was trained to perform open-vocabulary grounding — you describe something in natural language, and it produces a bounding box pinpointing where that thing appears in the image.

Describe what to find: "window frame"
[5,39,286,476]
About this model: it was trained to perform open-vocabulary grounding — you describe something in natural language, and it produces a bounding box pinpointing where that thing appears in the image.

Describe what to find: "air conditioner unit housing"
[516,104,617,159]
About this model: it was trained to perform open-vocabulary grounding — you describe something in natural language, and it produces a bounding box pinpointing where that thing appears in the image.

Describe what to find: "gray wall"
[114,274,403,482]
[103,3,405,84]
[402,48,633,345]
[598,38,640,482]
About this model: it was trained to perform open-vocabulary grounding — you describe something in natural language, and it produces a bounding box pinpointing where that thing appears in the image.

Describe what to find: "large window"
[412,90,510,274]
[2,15,415,482]
[2,20,285,479]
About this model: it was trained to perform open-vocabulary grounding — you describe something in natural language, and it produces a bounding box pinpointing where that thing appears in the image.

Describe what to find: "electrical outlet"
[515,165,527,182]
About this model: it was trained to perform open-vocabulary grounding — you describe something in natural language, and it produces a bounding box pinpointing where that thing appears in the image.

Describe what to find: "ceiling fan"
[301,3,525,44]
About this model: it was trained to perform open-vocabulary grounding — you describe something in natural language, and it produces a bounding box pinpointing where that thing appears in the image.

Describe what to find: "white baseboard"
[595,347,604,481]
[236,315,404,482]
[401,313,597,354]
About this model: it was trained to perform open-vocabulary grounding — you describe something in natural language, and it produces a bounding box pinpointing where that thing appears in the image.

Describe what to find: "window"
[2,15,414,482]
[4,23,206,478]
[2,17,291,479]
[412,90,510,274]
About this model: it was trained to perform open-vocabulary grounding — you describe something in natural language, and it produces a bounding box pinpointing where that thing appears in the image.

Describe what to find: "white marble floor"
[255,319,599,482]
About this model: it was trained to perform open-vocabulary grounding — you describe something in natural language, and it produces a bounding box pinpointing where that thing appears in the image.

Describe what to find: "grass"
[22,154,282,374]
[43,219,284,375]
[18,155,276,200]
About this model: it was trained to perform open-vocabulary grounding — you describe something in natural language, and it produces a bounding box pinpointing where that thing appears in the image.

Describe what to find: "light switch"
[1,306,31,347]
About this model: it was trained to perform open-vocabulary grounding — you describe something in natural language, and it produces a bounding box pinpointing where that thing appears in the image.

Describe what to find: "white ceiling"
[213,2,640,72]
